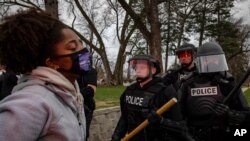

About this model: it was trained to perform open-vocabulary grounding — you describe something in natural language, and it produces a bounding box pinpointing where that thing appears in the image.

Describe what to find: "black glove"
[213,102,229,117]
[213,103,246,125]
[83,68,97,86]
[161,119,195,141]
[228,110,246,125]
[0,72,17,100]
[111,117,127,141]
[111,135,121,141]
[148,110,162,126]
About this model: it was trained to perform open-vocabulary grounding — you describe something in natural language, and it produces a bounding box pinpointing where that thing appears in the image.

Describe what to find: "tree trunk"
[149,0,163,73]
[99,50,114,86]
[198,0,207,46]
[165,0,171,72]
[44,0,58,18]
[113,44,127,85]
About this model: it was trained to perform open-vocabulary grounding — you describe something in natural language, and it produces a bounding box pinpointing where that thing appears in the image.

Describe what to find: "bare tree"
[44,0,58,18]
[117,0,163,73]
[66,0,115,85]
[107,0,137,84]
[171,0,200,48]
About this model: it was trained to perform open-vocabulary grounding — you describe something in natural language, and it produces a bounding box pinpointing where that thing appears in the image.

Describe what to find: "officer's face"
[135,63,156,78]
[129,60,156,80]
[204,57,219,65]
[135,63,149,78]
[178,51,192,64]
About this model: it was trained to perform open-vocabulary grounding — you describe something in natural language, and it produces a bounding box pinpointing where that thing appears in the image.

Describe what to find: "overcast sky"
[110,1,250,70]
[85,0,250,71]
[232,0,250,24]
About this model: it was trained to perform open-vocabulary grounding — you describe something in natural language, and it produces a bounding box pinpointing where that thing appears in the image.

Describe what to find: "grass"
[94,86,250,109]
[95,85,125,109]
[244,88,250,104]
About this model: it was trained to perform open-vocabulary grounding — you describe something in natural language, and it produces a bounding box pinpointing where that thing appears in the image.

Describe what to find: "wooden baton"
[121,97,178,141]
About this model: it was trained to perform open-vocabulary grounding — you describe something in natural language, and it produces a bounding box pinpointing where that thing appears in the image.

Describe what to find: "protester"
[0,8,89,140]
[180,42,249,141]
[111,54,194,141]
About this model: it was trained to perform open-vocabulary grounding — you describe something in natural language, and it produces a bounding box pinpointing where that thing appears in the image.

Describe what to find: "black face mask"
[52,48,91,75]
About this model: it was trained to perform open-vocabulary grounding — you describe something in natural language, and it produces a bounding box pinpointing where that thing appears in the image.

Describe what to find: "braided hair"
[0,8,68,74]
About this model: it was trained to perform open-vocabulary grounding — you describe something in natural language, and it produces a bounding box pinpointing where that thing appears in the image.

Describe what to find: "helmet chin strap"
[136,66,153,83]
[136,76,150,83]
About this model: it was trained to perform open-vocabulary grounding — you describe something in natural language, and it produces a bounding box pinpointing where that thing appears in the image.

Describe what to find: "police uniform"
[181,42,249,141]
[112,77,186,141]
[181,72,249,141]
[162,43,197,99]
[77,68,97,141]
[162,66,197,91]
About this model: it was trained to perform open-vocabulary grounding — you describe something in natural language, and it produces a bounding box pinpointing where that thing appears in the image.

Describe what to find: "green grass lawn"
[95,85,125,109]
[244,88,250,104]
[95,86,250,109]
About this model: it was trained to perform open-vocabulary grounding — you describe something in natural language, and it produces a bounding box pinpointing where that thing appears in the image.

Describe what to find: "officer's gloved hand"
[160,119,196,141]
[213,103,246,125]
[84,68,97,86]
[147,110,162,126]
[213,102,229,117]
[228,110,246,125]
[111,135,121,141]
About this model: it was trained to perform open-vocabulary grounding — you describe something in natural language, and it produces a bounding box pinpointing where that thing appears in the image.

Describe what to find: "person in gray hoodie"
[0,8,90,141]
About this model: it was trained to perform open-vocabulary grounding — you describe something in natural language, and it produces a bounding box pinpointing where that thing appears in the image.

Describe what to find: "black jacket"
[0,72,17,100]
[112,77,191,141]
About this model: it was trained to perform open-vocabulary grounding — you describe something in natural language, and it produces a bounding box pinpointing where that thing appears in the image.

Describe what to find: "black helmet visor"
[196,54,228,73]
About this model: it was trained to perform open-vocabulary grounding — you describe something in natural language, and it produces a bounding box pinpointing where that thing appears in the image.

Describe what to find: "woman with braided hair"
[0,8,91,140]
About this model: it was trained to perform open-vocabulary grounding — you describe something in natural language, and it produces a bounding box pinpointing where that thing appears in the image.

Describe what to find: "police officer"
[162,43,197,98]
[0,71,17,100]
[180,42,249,141]
[77,67,97,141]
[111,54,194,141]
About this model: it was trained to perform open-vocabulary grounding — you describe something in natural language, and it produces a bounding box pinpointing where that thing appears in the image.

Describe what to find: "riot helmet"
[175,43,196,68]
[196,42,228,73]
[127,54,160,82]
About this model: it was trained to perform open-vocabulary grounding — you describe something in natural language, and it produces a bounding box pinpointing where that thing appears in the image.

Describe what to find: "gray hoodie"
[0,67,86,141]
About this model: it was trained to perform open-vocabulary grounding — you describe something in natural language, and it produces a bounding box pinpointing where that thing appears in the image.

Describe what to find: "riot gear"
[181,73,249,141]
[112,77,194,141]
[128,54,160,82]
[176,43,197,68]
[163,43,197,91]
[128,54,160,75]
[175,43,196,55]
[196,42,229,73]
[180,42,249,141]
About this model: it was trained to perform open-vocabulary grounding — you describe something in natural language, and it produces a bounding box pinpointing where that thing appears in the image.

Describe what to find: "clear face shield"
[196,54,229,73]
[127,60,150,82]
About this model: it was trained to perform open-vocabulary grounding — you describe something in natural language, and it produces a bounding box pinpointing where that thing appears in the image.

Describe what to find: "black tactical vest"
[124,82,166,133]
[175,70,191,88]
[185,81,225,126]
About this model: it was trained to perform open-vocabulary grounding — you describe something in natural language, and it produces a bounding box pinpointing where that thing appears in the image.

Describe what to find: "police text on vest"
[126,96,143,106]
[234,129,247,136]
[191,87,218,96]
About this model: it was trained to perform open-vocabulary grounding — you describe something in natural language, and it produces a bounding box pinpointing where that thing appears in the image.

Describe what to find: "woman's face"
[46,28,84,79]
